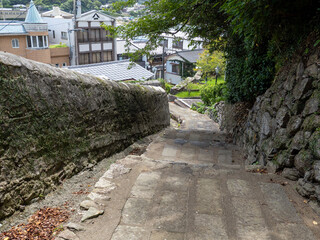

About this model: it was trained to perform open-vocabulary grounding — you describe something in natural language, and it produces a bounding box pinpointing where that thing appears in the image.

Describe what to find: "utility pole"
[73,0,78,65]
[162,41,165,79]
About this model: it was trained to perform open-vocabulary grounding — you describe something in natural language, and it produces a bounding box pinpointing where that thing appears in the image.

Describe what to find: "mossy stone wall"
[0,52,169,220]
[222,46,320,202]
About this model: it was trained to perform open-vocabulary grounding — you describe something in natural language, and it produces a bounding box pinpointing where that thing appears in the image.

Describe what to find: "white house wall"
[78,21,88,27]
[91,43,101,51]
[78,12,114,22]
[103,42,113,50]
[165,72,182,85]
[79,44,90,52]
[42,17,73,46]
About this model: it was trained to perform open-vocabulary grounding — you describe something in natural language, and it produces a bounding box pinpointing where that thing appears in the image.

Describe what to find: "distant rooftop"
[0,23,27,35]
[13,4,27,8]
[41,7,73,19]
[167,49,204,63]
[67,60,154,81]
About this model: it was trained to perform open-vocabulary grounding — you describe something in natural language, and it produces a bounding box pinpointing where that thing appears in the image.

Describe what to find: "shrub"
[158,78,174,94]
[191,102,207,114]
[200,82,227,105]
[49,43,68,48]
[165,83,173,94]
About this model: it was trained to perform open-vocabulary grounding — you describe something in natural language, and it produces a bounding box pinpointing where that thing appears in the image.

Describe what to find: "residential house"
[67,60,154,81]
[74,10,117,65]
[131,32,203,78]
[0,0,69,67]
[42,17,73,46]
[117,39,147,67]
[0,6,27,20]
[41,7,73,19]
[42,7,117,66]
[165,49,203,84]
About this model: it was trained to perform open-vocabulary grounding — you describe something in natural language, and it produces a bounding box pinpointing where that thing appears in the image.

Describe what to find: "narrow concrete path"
[76,103,320,240]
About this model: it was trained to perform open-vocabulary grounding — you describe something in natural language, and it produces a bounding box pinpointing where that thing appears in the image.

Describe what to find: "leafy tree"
[196,49,225,80]
[105,0,227,55]
[61,0,102,13]
[105,0,320,103]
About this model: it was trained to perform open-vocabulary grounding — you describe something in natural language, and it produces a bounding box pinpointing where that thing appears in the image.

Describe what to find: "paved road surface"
[75,103,320,240]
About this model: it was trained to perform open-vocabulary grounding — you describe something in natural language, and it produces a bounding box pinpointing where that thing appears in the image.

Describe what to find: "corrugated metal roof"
[25,0,44,23]
[68,60,154,81]
[0,24,27,34]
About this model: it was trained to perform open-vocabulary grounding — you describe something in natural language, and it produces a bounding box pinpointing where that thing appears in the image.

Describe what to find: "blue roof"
[25,0,43,23]
[0,24,27,35]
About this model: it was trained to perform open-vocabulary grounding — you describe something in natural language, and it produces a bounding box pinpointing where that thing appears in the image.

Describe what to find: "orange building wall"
[0,35,28,58]
[26,48,51,64]
[0,33,68,66]
[50,47,70,67]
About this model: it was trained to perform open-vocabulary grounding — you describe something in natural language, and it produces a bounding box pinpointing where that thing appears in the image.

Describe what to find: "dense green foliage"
[106,0,320,103]
[225,35,275,103]
[2,0,117,12]
[165,83,173,94]
[196,50,225,78]
[200,82,227,105]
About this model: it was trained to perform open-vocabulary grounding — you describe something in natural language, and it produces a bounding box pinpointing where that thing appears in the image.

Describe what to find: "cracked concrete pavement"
[71,103,320,240]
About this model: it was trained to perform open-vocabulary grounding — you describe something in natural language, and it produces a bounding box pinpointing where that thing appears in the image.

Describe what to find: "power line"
[0,4,34,33]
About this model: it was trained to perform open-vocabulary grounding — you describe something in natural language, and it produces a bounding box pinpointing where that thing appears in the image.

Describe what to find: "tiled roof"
[176,49,204,63]
[67,60,154,81]
[0,23,27,35]
[25,0,44,23]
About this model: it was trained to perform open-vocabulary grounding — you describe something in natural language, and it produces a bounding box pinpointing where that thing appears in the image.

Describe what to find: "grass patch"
[200,75,225,85]
[175,91,201,98]
[186,83,201,90]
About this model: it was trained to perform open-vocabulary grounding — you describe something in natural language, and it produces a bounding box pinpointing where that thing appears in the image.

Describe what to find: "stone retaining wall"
[223,46,320,202]
[0,52,170,220]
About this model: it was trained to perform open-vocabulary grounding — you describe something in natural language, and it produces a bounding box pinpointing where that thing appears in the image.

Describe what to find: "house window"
[89,29,100,42]
[62,62,67,67]
[92,52,101,63]
[102,51,112,62]
[27,36,48,48]
[27,36,32,48]
[117,54,129,61]
[79,53,90,65]
[44,36,48,47]
[161,39,168,48]
[77,29,88,43]
[55,63,59,67]
[102,30,112,41]
[172,40,183,49]
[53,30,55,38]
[12,39,19,48]
[32,36,37,47]
[38,36,44,48]
[171,63,180,74]
[61,31,68,40]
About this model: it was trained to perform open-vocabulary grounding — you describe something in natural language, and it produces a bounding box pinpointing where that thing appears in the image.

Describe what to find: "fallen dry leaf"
[313,221,318,225]
[0,207,69,240]
[304,200,308,203]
